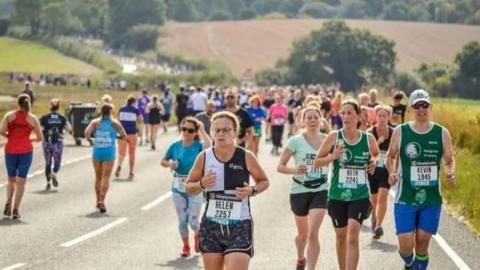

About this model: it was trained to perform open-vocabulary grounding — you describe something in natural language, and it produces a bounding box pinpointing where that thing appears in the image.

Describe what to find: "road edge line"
[141,192,172,211]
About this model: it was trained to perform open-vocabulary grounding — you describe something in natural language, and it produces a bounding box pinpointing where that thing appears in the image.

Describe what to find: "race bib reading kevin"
[410,166,438,187]
[339,168,367,189]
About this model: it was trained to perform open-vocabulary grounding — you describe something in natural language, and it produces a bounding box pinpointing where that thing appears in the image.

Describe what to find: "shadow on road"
[368,240,398,253]
[31,189,59,195]
[156,255,201,269]
[114,177,134,183]
[0,217,28,226]
[82,212,116,219]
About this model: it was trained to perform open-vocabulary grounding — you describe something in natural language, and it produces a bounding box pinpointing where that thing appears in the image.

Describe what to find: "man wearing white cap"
[386,89,456,270]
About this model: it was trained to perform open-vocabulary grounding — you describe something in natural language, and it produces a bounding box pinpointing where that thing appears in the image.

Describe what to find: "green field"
[0,37,101,75]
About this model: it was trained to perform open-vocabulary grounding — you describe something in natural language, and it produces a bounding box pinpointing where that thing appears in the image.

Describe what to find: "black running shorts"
[290,191,328,217]
[199,218,254,257]
[327,198,371,228]
[368,168,390,194]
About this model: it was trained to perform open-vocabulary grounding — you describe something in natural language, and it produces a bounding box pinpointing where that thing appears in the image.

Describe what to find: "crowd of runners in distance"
[1,82,456,270]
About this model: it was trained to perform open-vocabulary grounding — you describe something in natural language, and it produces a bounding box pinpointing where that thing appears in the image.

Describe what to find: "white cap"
[409,89,431,105]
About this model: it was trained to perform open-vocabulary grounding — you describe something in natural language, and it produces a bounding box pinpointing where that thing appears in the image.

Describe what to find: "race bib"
[377,151,387,168]
[306,165,328,180]
[410,166,438,187]
[339,168,367,189]
[173,175,187,193]
[206,194,242,222]
[274,118,285,125]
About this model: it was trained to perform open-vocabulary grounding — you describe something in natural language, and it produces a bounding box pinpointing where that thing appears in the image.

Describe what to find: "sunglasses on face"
[213,127,235,134]
[181,127,196,134]
[412,103,430,110]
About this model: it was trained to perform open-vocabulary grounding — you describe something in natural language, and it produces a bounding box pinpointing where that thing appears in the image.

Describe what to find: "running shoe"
[46,181,51,191]
[128,172,134,180]
[181,245,190,257]
[51,173,58,187]
[371,217,377,233]
[97,202,107,213]
[373,227,384,239]
[296,258,306,270]
[404,264,413,270]
[3,202,11,217]
[194,234,200,253]
[12,209,20,219]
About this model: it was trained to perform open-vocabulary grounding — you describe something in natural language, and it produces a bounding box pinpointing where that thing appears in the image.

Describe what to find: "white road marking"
[141,192,172,211]
[1,263,27,270]
[60,217,128,248]
[0,183,5,188]
[388,190,471,270]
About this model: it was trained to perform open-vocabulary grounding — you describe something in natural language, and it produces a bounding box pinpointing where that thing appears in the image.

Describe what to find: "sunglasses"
[181,127,196,134]
[226,95,237,100]
[412,103,430,110]
[213,127,235,134]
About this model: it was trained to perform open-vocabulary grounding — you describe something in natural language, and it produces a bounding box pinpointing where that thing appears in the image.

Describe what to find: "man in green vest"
[386,89,456,270]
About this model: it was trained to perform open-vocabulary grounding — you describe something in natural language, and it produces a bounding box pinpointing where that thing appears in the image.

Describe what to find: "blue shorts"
[142,114,149,124]
[5,152,33,178]
[394,203,442,235]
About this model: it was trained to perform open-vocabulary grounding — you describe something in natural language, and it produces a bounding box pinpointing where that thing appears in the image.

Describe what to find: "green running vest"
[329,130,371,201]
[396,123,444,206]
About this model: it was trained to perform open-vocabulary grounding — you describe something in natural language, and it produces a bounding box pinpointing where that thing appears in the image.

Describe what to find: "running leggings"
[43,142,64,178]
[172,191,203,237]
[271,125,284,147]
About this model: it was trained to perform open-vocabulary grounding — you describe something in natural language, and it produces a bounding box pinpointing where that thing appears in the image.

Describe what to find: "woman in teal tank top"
[85,103,126,213]
[314,99,380,270]
[277,106,330,270]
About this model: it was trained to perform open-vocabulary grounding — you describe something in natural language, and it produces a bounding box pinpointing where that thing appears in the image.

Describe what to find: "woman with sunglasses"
[314,99,379,270]
[161,117,211,257]
[277,106,330,270]
[367,105,394,239]
[185,111,269,270]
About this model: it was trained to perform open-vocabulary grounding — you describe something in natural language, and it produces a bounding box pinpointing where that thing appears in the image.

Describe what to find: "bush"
[394,71,425,94]
[0,16,9,36]
[299,2,337,19]
[255,68,286,86]
[339,0,367,19]
[209,10,233,21]
[238,8,257,20]
[125,24,159,52]
[259,12,288,20]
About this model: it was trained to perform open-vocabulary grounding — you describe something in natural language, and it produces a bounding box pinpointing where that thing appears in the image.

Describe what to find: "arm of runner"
[29,114,44,142]
[84,119,98,143]
[367,133,380,175]
[197,121,212,149]
[314,131,343,168]
[320,118,332,133]
[277,146,307,175]
[185,152,212,195]
[0,112,10,137]
[386,127,401,186]
[236,150,269,199]
[442,128,456,187]
[113,120,127,140]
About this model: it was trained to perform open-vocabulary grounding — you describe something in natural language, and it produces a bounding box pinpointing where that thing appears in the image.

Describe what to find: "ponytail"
[17,94,31,112]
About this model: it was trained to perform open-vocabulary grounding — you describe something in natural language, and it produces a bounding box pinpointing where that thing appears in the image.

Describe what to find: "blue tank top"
[92,117,117,161]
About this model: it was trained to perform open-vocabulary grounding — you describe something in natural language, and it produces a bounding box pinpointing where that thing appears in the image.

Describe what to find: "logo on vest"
[341,190,352,201]
[340,149,353,163]
[405,142,421,159]
[415,189,427,204]
[229,163,244,170]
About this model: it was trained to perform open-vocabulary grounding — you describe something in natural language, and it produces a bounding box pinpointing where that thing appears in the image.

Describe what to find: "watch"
[250,186,257,197]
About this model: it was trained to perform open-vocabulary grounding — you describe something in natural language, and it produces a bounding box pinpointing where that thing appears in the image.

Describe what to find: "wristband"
[250,186,257,197]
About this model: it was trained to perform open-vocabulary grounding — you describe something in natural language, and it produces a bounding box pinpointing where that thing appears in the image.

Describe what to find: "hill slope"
[0,37,101,75]
[161,19,480,78]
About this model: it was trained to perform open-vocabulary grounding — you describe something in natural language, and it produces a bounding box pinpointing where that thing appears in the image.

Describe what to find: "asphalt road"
[1,132,479,270]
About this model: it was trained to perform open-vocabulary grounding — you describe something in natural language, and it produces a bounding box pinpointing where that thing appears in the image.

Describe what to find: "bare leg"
[294,215,308,261]
[203,253,224,270]
[306,209,326,270]
[224,253,250,270]
[334,227,348,270]
[12,178,26,210]
[346,219,362,270]
[376,188,389,228]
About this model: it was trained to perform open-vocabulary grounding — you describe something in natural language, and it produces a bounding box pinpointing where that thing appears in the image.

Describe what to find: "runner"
[137,89,151,146]
[115,95,142,179]
[367,105,394,239]
[390,91,407,127]
[1,94,43,219]
[288,89,303,136]
[196,100,217,138]
[146,95,165,151]
[277,106,330,270]
[262,88,275,142]
[161,117,211,257]
[185,111,269,270]
[268,93,288,155]
[39,99,72,190]
[160,87,174,133]
[224,88,254,150]
[85,103,126,213]
[386,89,456,270]
[314,99,380,270]
[246,95,266,156]
[176,86,190,131]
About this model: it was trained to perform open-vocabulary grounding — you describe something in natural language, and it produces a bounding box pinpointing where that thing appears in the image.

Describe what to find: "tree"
[253,0,284,15]
[167,0,198,22]
[108,0,166,48]
[41,0,84,35]
[125,24,159,51]
[238,8,257,20]
[11,0,42,35]
[71,0,108,37]
[299,2,337,19]
[280,0,304,17]
[279,20,397,90]
[453,41,480,98]
[384,2,410,21]
[209,10,233,21]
